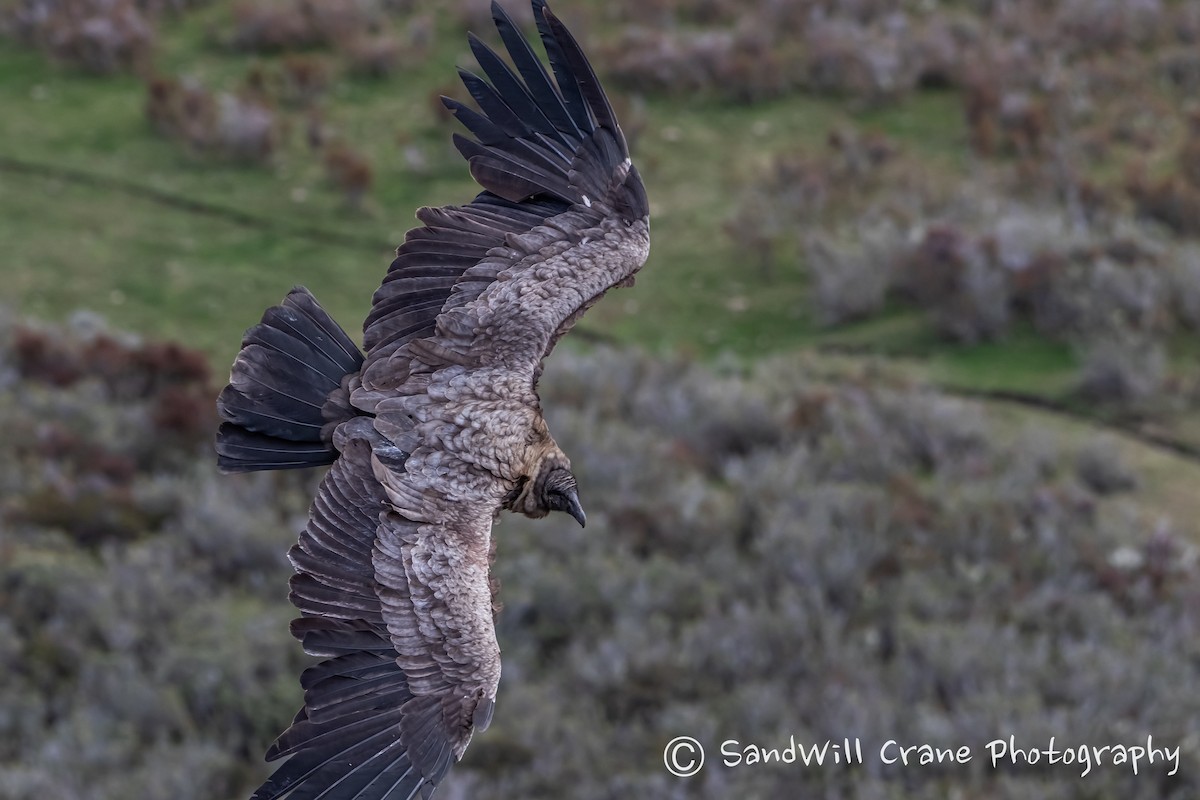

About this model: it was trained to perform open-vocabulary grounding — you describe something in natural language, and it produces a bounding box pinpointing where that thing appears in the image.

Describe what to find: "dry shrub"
[804,223,899,327]
[592,2,987,106]
[14,324,205,394]
[726,128,904,275]
[1075,437,1138,495]
[975,210,1172,351]
[13,325,83,386]
[733,118,1195,407]
[804,17,917,105]
[1127,172,1200,238]
[213,91,280,163]
[896,223,1011,343]
[601,27,764,101]
[457,346,1200,799]
[962,68,1001,157]
[218,0,427,84]
[598,2,971,105]
[3,316,1199,799]
[3,314,219,547]
[962,68,1050,160]
[135,0,211,13]
[1166,245,1200,331]
[447,0,534,33]
[1053,0,1171,55]
[908,13,973,89]
[144,75,281,164]
[340,32,399,78]
[1075,325,1167,407]
[1159,46,1200,92]
[604,12,944,106]
[1177,112,1200,190]
[278,53,331,108]
[585,0,1188,118]
[322,141,373,210]
[304,0,379,44]
[12,321,212,421]
[224,0,382,54]
[1047,247,1173,408]
[5,0,156,74]
[227,0,315,51]
[145,75,217,152]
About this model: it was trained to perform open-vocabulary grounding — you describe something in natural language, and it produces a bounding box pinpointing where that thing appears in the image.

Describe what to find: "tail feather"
[216,287,364,473]
[215,425,339,471]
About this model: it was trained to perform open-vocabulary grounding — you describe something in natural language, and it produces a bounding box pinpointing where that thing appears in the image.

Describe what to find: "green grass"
[927,325,1077,395]
[0,9,968,366]
[0,166,387,367]
[6,0,1200,458]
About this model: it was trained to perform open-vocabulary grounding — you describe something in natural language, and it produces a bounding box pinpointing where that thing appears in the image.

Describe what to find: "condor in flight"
[214,2,649,798]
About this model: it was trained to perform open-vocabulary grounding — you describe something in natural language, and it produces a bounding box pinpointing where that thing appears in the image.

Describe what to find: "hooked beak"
[563,486,587,528]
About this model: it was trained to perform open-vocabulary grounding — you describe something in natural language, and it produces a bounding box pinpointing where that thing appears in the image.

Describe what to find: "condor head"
[506,456,586,528]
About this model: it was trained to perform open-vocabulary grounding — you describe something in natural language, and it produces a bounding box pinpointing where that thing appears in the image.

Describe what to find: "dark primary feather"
[492,1,583,143]
[540,2,622,145]
[360,0,636,363]
[531,0,592,136]
[468,32,560,145]
[235,3,647,799]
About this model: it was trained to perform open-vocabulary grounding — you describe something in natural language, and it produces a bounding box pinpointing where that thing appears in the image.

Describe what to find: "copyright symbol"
[664,736,705,778]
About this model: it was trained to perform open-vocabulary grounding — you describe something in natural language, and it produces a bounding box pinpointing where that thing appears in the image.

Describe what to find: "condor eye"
[544,484,586,528]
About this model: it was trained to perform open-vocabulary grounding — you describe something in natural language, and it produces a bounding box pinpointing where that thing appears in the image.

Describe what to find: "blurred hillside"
[2,313,1198,799]
[4,0,1200,446]
[3,0,1200,798]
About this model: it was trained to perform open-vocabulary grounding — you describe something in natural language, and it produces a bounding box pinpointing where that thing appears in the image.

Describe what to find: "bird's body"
[214,3,648,797]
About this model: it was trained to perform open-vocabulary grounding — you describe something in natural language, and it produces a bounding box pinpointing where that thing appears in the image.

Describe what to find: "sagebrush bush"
[730,118,1198,406]
[223,0,381,53]
[454,346,1199,798]
[6,313,1196,798]
[144,75,281,164]
[278,53,332,108]
[340,32,401,78]
[898,223,1013,343]
[0,311,315,799]
[322,140,374,210]
[1074,325,1168,408]
[804,226,895,326]
[1075,436,1138,495]
[1166,245,1200,331]
[584,0,1192,111]
[725,128,908,276]
[3,0,156,74]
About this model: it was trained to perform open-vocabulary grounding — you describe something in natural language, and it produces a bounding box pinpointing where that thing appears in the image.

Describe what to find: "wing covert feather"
[359,0,648,383]
[244,5,650,799]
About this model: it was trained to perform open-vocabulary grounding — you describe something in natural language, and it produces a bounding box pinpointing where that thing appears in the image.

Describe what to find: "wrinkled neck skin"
[506,447,572,519]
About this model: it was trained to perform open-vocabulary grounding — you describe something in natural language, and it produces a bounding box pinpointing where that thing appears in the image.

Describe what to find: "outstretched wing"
[253,419,499,800]
[355,0,649,405]
[253,3,648,798]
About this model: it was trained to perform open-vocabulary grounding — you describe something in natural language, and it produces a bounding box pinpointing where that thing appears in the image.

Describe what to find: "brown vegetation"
[278,53,332,108]
[3,0,156,74]
[340,32,400,79]
[144,74,280,164]
[322,140,373,210]
[3,317,1197,798]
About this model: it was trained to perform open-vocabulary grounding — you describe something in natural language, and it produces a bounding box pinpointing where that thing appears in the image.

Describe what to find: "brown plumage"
[213,2,649,799]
